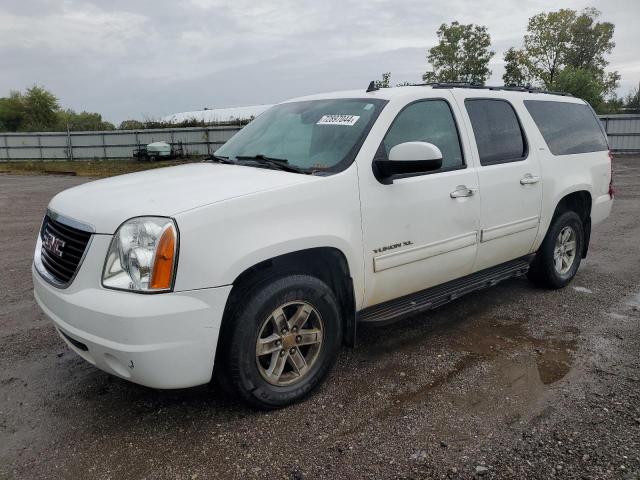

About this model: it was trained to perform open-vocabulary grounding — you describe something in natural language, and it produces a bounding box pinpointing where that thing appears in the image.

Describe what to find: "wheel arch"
[221,247,357,348]
[549,190,593,258]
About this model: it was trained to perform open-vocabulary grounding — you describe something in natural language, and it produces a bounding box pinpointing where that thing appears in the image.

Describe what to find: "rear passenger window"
[524,100,608,155]
[380,99,464,171]
[465,99,527,166]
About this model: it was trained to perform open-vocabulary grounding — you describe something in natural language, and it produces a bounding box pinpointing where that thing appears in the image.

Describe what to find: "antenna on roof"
[366,81,379,93]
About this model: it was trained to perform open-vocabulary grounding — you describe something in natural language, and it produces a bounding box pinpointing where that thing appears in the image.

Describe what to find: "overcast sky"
[2,0,638,123]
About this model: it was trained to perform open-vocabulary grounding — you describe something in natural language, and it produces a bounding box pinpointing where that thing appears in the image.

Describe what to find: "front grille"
[39,214,92,285]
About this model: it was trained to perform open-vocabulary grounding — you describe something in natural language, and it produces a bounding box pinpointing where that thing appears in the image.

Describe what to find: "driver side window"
[380,99,465,171]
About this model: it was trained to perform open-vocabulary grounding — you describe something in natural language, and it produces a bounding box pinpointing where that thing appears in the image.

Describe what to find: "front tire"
[219,274,342,409]
[528,211,584,289]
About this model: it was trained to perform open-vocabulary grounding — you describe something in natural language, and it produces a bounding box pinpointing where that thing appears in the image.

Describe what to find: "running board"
[357,256,532,325]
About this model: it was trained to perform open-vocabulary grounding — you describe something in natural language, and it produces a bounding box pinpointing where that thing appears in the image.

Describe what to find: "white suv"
[33,84,613,408]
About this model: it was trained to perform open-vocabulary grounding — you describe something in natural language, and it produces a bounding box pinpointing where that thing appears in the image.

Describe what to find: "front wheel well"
[223,248,357,347]
[551,191,592,258]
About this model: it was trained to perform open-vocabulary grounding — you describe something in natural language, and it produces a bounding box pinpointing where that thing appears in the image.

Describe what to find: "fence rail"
[599,114,640,153]
[0,126,242,161]
[1,114,639,161]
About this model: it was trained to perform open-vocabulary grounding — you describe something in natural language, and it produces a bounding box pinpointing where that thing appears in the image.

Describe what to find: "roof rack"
[407,81,573,97]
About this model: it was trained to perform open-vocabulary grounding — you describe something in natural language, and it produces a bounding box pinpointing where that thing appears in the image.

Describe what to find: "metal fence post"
[103,132,107,160]
[3,135,9,160]
[66,125,74,161]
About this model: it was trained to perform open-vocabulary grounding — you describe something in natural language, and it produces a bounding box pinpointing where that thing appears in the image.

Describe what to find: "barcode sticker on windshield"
[317,115,360,126]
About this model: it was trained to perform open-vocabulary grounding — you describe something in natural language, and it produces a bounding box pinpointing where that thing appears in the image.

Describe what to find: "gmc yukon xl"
[33,84,613,408]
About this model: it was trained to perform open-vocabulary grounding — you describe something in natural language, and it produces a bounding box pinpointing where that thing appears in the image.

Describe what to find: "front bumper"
[33,234,232,389]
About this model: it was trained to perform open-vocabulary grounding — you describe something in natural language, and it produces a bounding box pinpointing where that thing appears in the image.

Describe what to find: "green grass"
[0,159,201,178]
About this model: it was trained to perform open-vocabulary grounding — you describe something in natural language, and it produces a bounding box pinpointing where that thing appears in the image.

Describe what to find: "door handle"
[520,173,541,185]
[450,185,477,198]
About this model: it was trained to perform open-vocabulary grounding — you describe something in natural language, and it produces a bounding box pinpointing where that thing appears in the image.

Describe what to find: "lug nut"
[289,348,296,355]
[275,340,281,346]
[281,328,288,334]
[296,335,302,343]
[292,326,298,333]
[280,350,286,357]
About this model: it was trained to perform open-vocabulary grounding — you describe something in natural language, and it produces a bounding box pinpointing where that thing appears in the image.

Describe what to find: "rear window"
[465,99,527,166]
[524,100,608,156]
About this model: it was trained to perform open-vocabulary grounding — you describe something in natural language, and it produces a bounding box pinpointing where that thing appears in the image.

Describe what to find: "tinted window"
[465,99,527,165]
[380,100,464,170]
[524,100,608,155]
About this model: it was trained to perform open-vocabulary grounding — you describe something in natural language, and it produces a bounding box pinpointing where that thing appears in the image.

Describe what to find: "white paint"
[573,286,593,294]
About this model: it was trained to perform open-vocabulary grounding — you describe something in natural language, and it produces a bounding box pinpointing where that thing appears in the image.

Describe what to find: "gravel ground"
[1,158,639,480]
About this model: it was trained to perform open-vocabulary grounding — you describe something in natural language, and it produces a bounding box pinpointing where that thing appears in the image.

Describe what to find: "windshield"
[215,98,387,173]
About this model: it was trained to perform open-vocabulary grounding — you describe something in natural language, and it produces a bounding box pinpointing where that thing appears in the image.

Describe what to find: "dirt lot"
[1,158,639,480]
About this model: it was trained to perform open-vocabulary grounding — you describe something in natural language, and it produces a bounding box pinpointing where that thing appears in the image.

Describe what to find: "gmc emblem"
[43,232,65,257]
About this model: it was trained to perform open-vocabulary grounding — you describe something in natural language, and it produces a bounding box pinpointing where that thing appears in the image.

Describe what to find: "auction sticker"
[317,115,360,126]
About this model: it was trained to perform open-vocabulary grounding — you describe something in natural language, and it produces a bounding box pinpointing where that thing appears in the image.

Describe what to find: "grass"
[0,159,201,178]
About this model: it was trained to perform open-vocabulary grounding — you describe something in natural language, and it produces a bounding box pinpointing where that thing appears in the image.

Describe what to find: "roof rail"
[408,82,572,97]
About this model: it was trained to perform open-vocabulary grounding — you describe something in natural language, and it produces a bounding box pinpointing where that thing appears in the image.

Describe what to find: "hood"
[48,163,318,233]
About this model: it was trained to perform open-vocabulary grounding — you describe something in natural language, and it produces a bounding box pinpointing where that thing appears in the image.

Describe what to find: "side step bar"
[357,256,532,325]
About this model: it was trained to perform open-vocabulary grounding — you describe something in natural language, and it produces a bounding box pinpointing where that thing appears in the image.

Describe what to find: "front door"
[459,97,543,271]
[357,96,481,308]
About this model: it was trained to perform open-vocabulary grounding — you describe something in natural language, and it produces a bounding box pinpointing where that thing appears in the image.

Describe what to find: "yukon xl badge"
[43,232,65,257]
[373,240,413,254]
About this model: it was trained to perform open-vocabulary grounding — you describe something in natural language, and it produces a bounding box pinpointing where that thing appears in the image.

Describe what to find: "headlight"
[102,217,178,293]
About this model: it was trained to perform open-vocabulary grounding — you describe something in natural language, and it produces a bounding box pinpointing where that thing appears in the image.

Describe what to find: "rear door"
[457,95,543,271]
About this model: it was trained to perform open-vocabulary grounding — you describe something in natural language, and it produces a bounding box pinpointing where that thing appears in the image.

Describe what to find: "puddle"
[353,317,578,434]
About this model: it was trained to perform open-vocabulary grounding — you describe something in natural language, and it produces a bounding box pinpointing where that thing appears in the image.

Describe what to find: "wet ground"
[1,157,640,479]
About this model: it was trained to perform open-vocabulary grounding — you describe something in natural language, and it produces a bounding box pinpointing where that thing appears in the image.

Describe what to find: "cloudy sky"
[2,0,638,123]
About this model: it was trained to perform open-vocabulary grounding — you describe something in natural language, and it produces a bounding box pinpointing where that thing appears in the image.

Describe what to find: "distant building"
[163,105,273,124]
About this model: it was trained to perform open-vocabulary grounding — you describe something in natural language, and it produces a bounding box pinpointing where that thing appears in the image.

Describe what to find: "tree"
[0,92,25,131]
[57,109,115,131]
[502,8,619,112]
[21,85,60,131]
[118,119,146,130]
[374,72,391,88]
[423,22,494,84]
[566,8,615,73]
[623,84,640,113]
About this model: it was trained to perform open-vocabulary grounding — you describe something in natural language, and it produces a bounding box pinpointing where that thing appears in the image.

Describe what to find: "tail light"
[608,150,614,199]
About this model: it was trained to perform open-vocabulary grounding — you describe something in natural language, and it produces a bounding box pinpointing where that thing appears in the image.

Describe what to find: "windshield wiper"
[204,154,237,165]
[234,154,309,174]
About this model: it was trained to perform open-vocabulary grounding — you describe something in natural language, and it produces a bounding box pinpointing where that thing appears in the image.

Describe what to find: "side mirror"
[374,141,443,184]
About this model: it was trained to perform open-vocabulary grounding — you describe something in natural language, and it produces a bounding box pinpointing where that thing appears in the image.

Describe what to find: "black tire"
[528,210,584,289]
[218,274,342,409]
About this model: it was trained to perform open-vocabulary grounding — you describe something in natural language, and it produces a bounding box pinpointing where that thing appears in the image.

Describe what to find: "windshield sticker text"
[317,115,360,126]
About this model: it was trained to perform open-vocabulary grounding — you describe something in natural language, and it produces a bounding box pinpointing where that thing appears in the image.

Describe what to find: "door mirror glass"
[375,141,443,184]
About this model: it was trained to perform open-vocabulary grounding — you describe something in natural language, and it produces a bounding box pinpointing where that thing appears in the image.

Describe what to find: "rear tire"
[218,274,342,409]
[528,211,584,289]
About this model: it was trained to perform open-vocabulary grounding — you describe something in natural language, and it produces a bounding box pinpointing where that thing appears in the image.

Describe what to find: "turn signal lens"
[102,217,178,293]
[150,225,177,290]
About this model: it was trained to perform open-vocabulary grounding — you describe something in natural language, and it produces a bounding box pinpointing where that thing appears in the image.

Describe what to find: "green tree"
[502,8,619,112]
[118,119,146,130]
[423,22,494,84]
[21,85,60,131]
[0,92,25,131]
[621,84,640,113]
[566,8,615,73]
[57,109,115,131]
[375,72,391,88]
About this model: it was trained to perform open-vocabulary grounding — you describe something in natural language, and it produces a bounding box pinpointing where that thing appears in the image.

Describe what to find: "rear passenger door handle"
[520,174,541,185]
[450,185,477,198]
